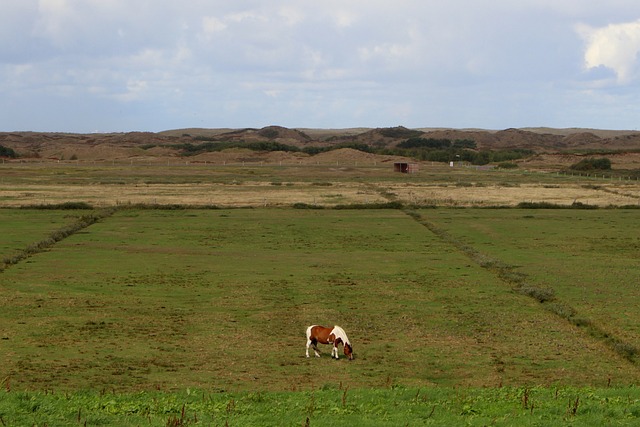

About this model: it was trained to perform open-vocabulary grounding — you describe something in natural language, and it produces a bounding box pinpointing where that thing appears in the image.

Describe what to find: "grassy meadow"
[1,161,640,424]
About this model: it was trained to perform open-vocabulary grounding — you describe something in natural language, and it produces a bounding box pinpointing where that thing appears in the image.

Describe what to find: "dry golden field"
[1,156,639,207]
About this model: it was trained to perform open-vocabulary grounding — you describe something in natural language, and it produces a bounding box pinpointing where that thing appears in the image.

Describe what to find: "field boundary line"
[0,207,116,273]
[403,208,640,367]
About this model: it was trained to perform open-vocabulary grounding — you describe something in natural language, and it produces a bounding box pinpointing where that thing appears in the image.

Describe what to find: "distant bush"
[302,146,330,155]
[570,157,612,171]
[398,138,452,149]
[397,138,477,150]
[0,144,17,158]
[497,162,518,169]
[378,127,422,138]
[452,139,477,149]
[175,140,299,156]
[246,141,299,152]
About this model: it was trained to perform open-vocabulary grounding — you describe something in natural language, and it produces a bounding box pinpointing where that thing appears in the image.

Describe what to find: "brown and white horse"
[306,325,353,360]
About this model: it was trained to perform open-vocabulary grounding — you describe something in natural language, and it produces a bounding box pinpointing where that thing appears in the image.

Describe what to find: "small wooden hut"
[393,162,419,173]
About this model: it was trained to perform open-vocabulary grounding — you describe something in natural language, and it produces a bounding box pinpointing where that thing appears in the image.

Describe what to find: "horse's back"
[308,325,336,342]
[306,324,324,338]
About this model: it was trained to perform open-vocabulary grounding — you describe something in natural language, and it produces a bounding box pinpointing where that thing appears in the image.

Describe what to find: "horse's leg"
[307,339,321,358]
[307,338,320,357]
[332,344,339,359]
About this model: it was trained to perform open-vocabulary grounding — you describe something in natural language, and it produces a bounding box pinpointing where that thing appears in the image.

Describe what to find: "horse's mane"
[331,325,351,346]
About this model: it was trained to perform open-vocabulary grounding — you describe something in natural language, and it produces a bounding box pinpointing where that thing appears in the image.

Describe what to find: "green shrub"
[570,157,612,171]
[0,144,18,158]
[398,138,452,149]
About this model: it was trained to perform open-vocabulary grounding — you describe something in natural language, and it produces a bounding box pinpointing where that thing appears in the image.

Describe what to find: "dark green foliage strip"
[171,136,533,165]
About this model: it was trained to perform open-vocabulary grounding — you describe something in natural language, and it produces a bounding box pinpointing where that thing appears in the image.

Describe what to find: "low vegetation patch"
[497,161,519,169]
[516,201,598,209]
[570,157,612,171]
[23,202,94,210]
[333,201,404,209]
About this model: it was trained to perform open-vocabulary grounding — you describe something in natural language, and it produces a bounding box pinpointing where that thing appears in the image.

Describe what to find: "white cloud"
[331,10,357,28]
[578,19,640,84]
[278,7,304,26]
[202,16,227,35]
[3,1,640,131]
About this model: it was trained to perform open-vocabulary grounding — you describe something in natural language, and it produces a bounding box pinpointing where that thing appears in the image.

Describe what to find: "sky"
[2,1,640,133]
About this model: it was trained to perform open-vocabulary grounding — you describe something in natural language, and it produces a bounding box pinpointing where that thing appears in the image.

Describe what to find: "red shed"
[394,162,418,173]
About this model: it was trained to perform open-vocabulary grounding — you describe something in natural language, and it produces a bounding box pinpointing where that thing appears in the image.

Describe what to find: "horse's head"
[344,343,353,360]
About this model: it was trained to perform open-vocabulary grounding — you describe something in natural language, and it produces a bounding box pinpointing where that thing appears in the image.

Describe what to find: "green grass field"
[426,209,640,355]
[1,206,639,424]
[3,386,640,426]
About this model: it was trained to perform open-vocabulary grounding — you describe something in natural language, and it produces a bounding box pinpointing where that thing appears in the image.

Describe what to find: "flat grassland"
[1,162,640,424]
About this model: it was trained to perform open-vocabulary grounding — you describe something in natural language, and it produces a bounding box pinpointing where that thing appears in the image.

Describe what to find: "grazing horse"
[306,325,353,360]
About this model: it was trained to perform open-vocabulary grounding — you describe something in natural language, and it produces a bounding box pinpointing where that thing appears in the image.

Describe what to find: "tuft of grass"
[515,283,556,303]
[546,302,576,320]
